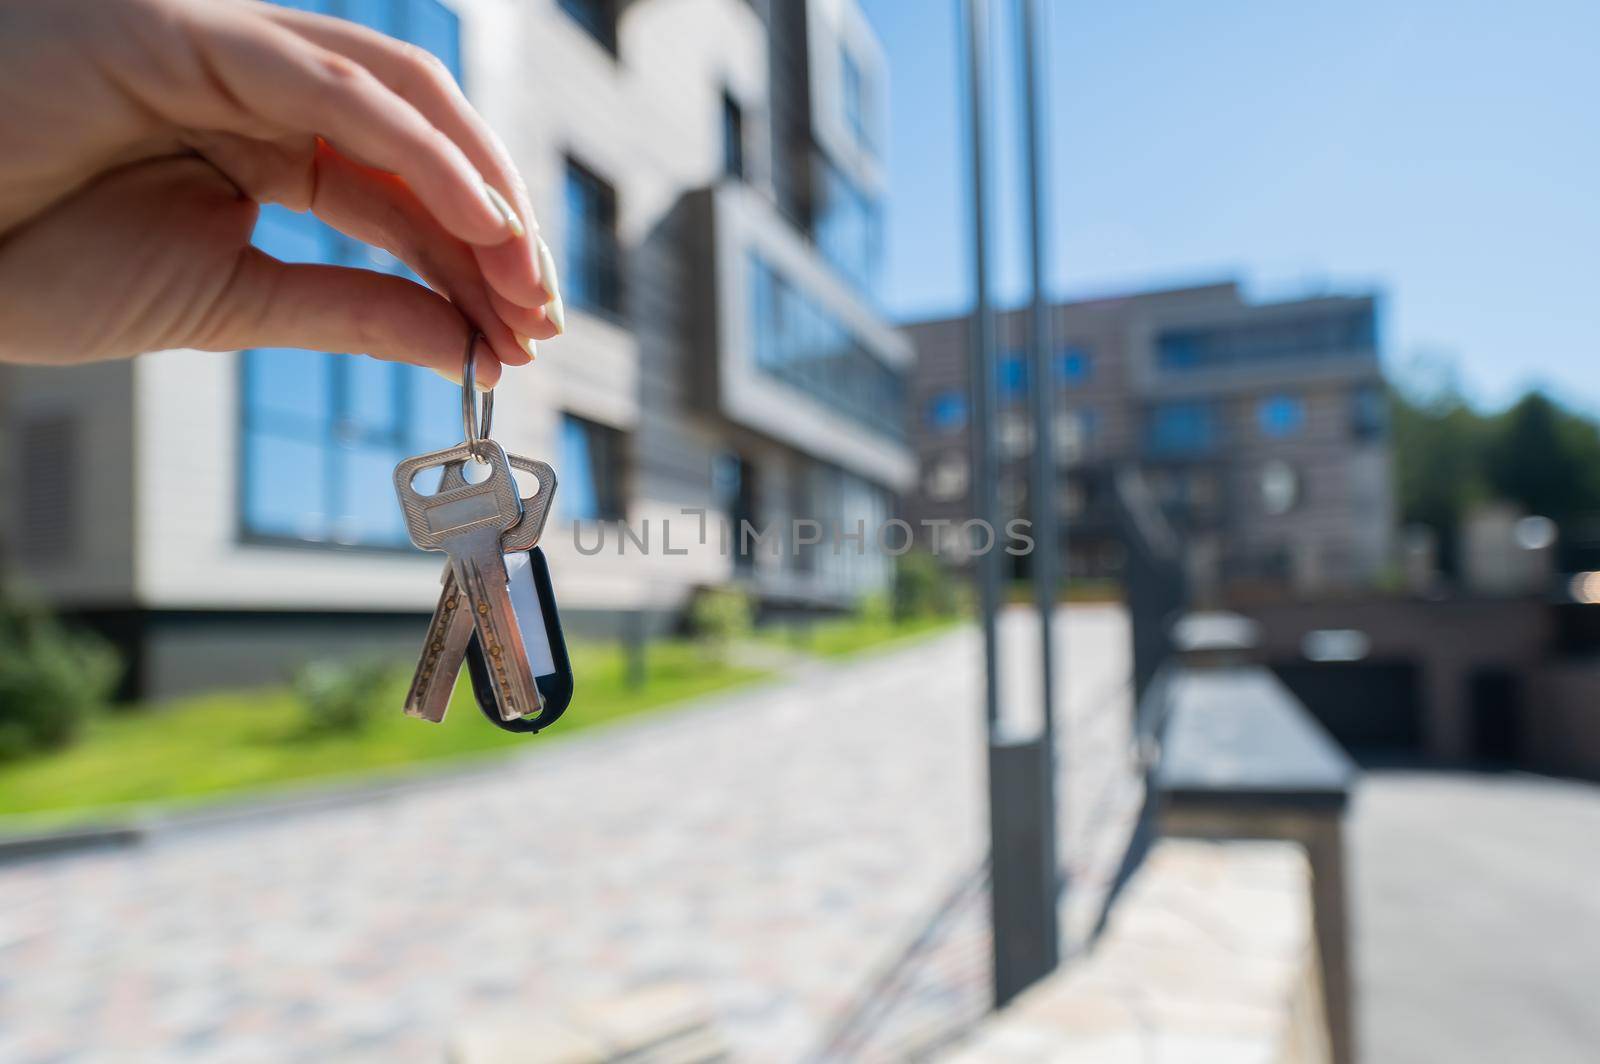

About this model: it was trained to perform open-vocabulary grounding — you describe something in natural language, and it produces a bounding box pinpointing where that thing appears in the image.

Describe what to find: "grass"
[0,641,768,825]
[760,612,965,658]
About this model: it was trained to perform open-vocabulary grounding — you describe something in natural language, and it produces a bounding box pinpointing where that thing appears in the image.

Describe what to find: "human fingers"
[193,134,537,364]
[199,249,503,387]
[254,3,556,315]
[156,2,518,249]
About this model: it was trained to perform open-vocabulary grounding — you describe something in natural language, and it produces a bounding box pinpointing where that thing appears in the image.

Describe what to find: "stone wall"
[938,839,1329,1064]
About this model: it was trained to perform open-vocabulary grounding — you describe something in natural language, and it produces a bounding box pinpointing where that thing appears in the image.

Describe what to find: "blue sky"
[862,0,1600,413]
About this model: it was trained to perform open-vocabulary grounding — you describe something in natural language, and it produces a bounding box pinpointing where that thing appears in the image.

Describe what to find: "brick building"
[903,282,1394,596]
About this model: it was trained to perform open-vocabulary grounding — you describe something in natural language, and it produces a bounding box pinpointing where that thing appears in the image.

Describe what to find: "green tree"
[1389,384,1491,573]
[1483,391,1600,526]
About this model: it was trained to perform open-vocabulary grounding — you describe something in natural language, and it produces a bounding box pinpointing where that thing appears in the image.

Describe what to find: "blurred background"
[1,0,1599,1061]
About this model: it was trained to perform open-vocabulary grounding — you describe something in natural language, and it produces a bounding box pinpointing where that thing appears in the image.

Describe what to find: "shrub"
[0,603,121,761]
[689,586,753,659]
[293,658,395,735]
[891,552,961,621]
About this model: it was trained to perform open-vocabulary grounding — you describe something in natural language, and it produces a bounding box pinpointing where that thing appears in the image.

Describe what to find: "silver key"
[404,456,557,722]
[394,441,542,723]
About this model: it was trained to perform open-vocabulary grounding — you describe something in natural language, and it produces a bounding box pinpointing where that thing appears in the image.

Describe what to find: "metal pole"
[1019,0,1062,906]
[964,0,1060,1009]
[964,0,1001,735]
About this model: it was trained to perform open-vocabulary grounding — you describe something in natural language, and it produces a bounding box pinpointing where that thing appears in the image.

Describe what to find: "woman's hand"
[0,0,563,386]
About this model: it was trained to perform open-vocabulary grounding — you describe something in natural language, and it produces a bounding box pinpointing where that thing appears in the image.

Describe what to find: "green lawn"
[760,612,964,658]
[0,641,768,825]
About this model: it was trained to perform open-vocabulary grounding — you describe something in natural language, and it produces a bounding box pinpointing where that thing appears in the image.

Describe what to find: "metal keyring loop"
[460,331,494,457]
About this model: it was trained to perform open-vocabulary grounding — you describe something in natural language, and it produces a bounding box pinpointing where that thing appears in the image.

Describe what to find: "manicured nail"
[482,182,525,238]
[536,238,565,334]
[429,366,493,390]
[519,335,539,360]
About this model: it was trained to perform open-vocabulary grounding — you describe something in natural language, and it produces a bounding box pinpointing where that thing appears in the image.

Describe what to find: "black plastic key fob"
[466,546,573,733]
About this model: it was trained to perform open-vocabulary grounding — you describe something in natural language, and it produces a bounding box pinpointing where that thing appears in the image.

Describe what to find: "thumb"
[197,248,502,387]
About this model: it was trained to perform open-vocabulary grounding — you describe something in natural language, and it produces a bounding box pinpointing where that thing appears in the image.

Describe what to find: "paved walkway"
[0,607,1135,1062]
[1352,769,1600,1064]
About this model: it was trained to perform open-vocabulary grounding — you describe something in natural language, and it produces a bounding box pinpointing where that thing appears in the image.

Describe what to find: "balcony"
[690,181,915,492]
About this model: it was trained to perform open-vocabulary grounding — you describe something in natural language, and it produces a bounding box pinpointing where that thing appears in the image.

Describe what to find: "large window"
[749,253,906,441]
[559,414,626,522]
[1146,401,1220,456]
[558,0,617,53]
[1156,306,1376,372]
[813,163,882,297]
[241,0,461,549]
[564,158,623,318]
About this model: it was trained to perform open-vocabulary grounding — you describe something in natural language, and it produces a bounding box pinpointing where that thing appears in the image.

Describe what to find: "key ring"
[461,330,495,458]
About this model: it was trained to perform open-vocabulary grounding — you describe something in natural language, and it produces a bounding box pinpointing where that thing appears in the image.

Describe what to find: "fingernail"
[536,238,565,334]
[431,366,493,390]
[482,182,525,238]
[519,335,539,360]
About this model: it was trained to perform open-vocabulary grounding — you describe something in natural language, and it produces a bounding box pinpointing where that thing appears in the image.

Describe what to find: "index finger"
[193,10,517,249]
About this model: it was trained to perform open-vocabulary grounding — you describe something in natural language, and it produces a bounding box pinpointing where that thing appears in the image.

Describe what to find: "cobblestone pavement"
[1352,768,1600,1064]
[0,607,1133,1063]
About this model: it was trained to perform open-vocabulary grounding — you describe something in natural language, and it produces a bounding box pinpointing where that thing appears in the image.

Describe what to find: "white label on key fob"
[505,551,557,678]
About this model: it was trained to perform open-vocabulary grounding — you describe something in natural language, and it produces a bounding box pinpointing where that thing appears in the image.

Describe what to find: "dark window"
[1146,401,1219,456]
[16,414,77,561]
[558,0,617,53]
[564,158,623,318]
[722,92,745,180]
[241,0,462,549]
[925,391,969,433]
[1257,394,1306,438]
[1350,383,1388,440]
[1056,346,1093,385]
[560,414,626,521]
[1156,306,1376,372]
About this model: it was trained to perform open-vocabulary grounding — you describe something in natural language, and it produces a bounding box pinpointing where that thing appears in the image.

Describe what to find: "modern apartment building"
[904,282,1394,596]
[0,0,910,695]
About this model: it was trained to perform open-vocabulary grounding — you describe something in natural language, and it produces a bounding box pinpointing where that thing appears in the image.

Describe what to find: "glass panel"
[335,443,409,546]
[407,366,460,450]
[253,206,325,264]
[1057,347,1093,384]
[560,416,598,521]
[342,0,399,34]
[1148,401,1217,455]
[746,252,906,441]
[246,348,330,434]
[242,0,464,549]
[245,433,329,541]
[407,0,463,80]
[815,164,882,297]
[1258,395,1306,438]
[344,358,401,438]
[926,392,968,432]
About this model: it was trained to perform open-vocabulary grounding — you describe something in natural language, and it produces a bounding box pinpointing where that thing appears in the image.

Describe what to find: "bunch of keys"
[392,334,574,733]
